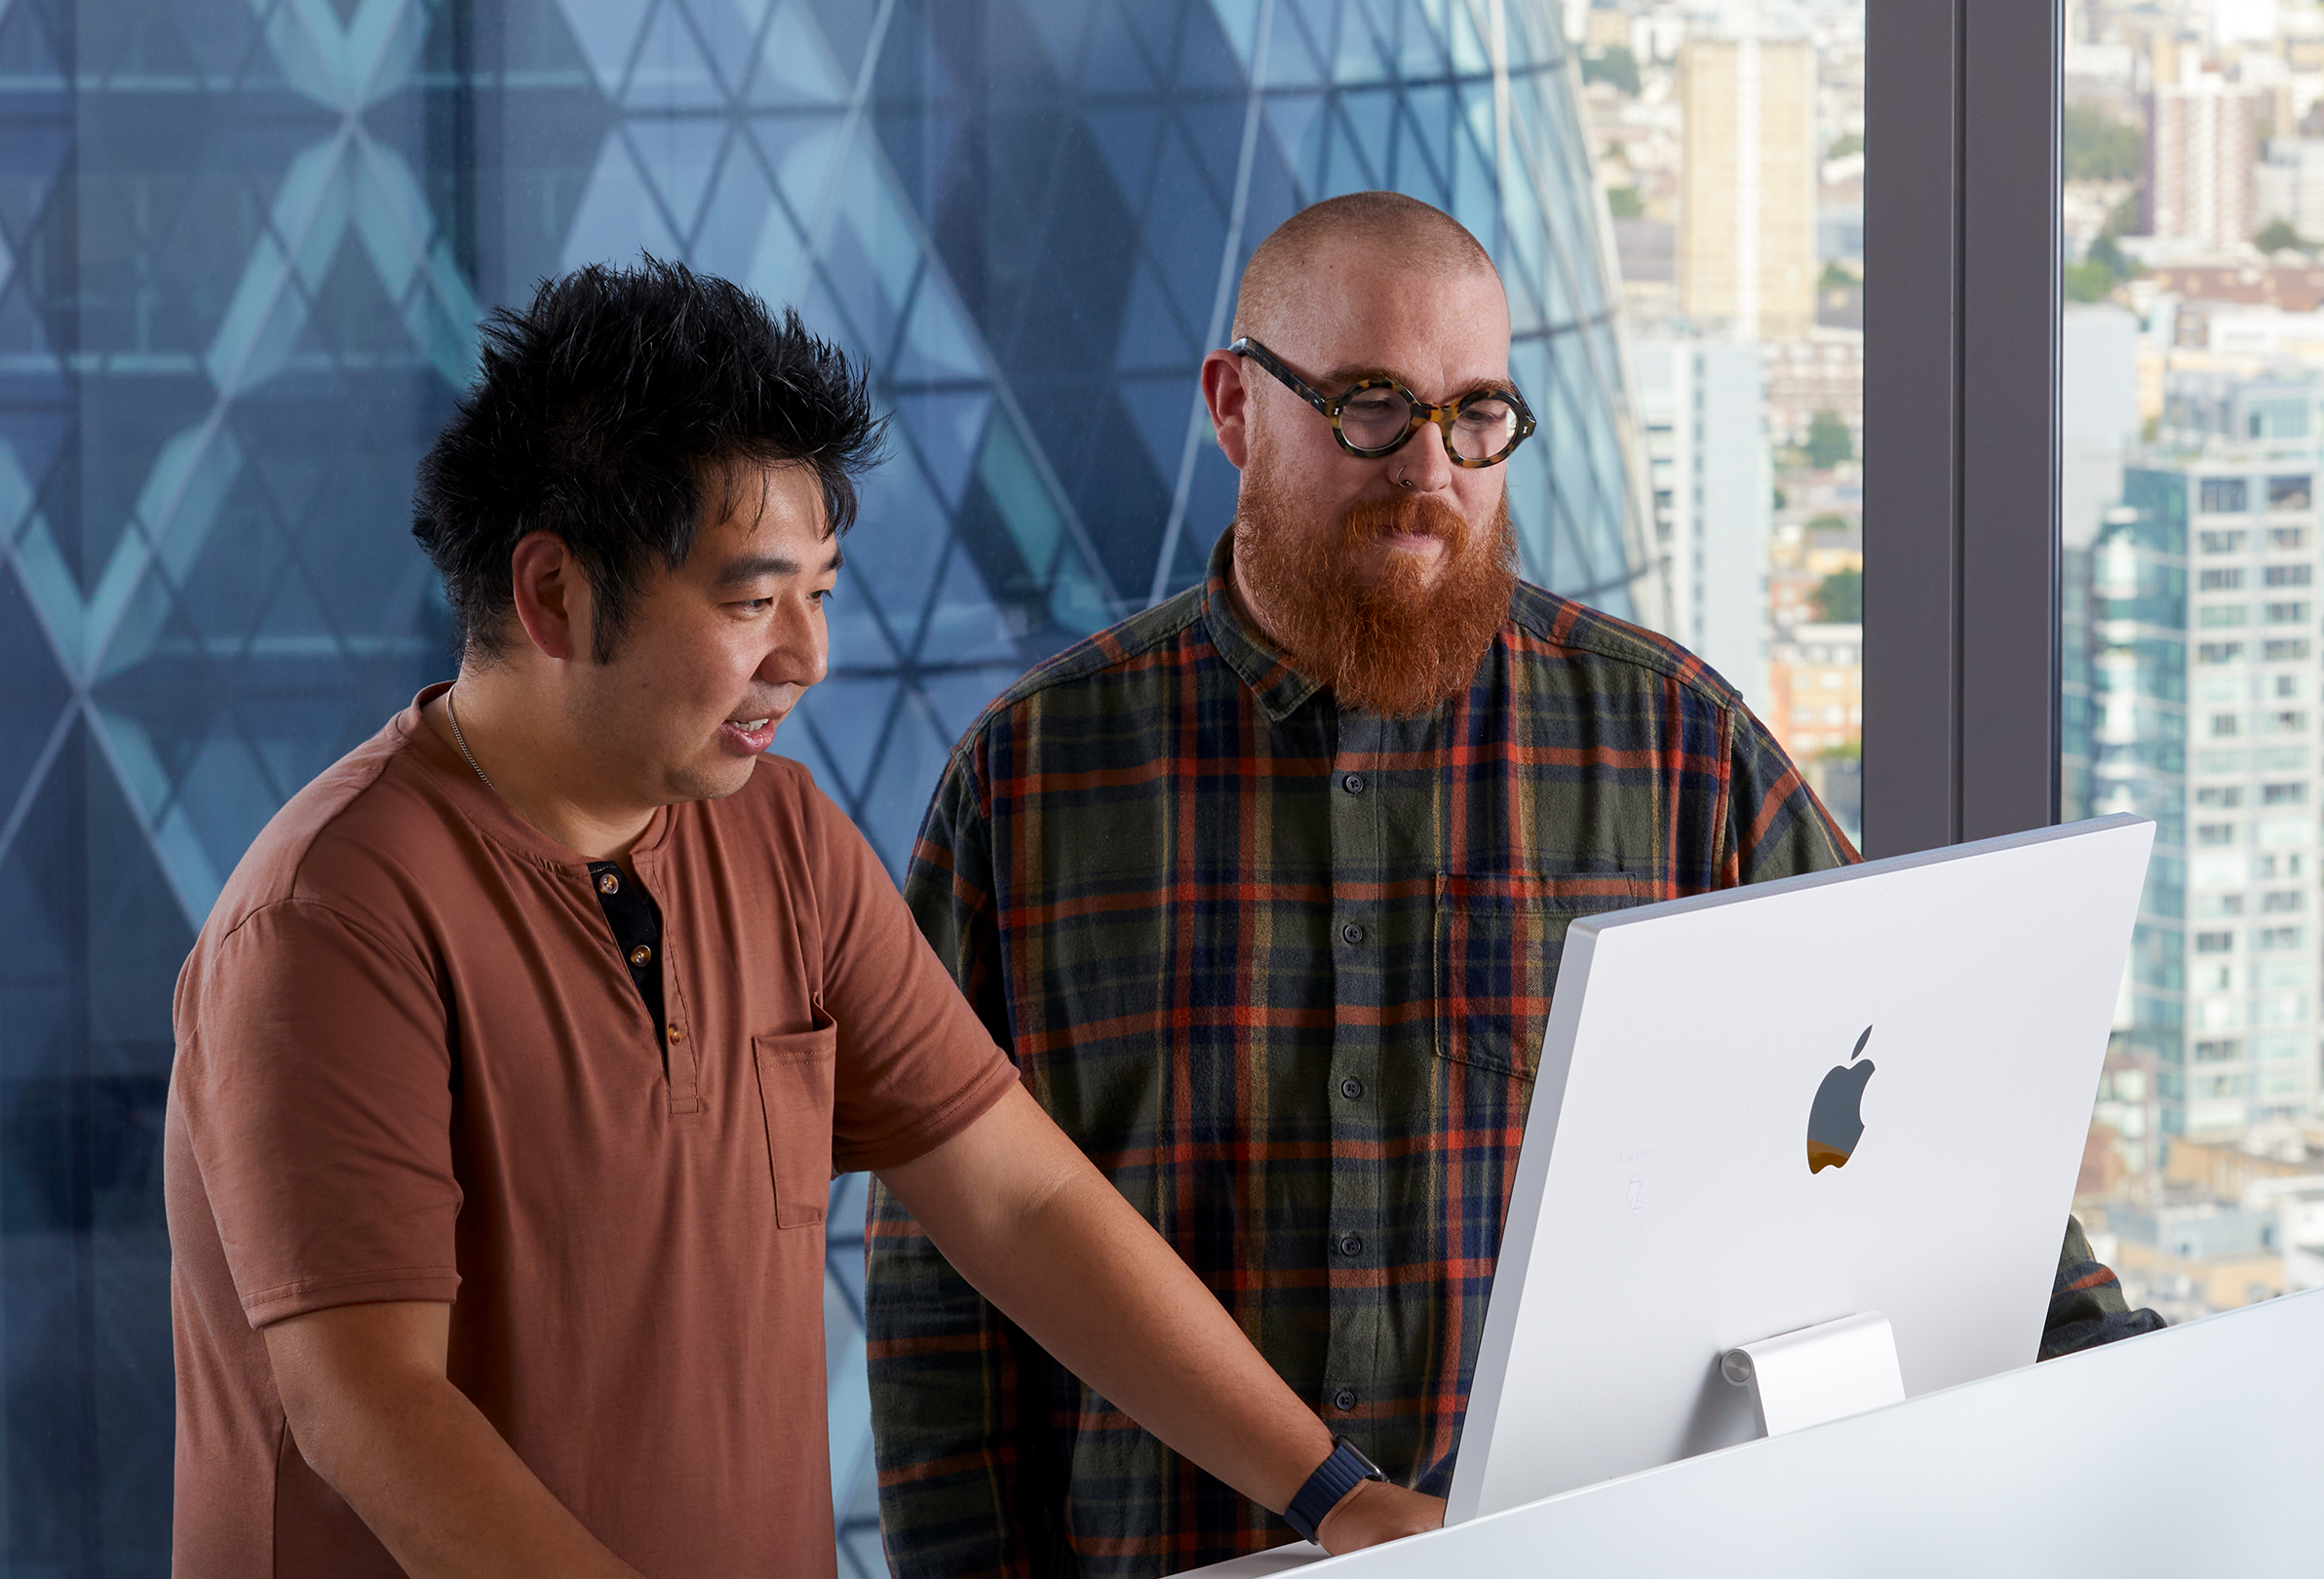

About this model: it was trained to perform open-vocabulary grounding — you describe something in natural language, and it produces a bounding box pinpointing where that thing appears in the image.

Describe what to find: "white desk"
[1181,1287,2324,1576]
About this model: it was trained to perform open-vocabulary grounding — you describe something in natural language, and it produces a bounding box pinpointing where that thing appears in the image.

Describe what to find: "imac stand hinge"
[1720,1311,1906,1438]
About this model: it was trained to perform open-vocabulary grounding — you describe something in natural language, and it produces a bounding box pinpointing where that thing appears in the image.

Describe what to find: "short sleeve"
[174,900,463,1328]
[799,784,1021,1174]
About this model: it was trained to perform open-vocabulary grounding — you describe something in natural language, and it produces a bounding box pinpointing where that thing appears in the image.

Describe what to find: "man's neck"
[425,670,658,864]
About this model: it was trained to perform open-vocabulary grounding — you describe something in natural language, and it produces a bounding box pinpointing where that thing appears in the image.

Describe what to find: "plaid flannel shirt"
[867,529,2157,1577]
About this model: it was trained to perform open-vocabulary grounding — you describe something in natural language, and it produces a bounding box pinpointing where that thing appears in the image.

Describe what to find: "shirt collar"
[1197,528,1328,723]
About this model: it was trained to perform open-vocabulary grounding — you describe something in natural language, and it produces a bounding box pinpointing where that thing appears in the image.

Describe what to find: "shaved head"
[1232,191,1499,343]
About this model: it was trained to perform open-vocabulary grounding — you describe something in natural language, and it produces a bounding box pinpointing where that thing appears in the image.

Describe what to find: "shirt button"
[1340,1077,1364,1099]
[667,1024,682,1044]
[629,945,652,967]
[1341,772,1366,795]
[1336,1233,1364,1257]
[1341,922,1365,945]
[1333,1387,1359,1412]
[598,872,620,895]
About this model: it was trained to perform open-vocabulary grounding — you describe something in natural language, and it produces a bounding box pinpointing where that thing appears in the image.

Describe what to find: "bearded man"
[865,193,2155,1577]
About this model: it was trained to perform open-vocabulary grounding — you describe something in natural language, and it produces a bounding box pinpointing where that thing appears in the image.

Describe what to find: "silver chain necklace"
[445,687,496,792]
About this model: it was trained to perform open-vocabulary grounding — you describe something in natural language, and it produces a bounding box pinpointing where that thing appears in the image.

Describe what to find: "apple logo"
[1805,1025,1876,1174]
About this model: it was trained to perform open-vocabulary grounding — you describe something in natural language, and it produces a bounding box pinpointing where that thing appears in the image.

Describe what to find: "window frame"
[1863,0,2064,855]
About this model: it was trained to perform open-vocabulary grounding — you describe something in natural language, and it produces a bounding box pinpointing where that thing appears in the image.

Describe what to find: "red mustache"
[1339,491,1469,552]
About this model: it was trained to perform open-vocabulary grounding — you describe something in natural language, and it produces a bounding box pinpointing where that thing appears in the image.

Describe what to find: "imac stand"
[1718,1311,1905,1437]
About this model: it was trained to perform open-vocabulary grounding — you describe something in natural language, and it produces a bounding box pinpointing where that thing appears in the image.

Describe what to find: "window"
[2270,476,2314,510]
[2198,604,2247,627]
[2200,478,2251,513]
[2193,1036,2242,1057]
[2200,529,2248,554]
[2264,638,2310,661]
[2273,526,2311,549]
[2260,927,2306,950]
[2195,934,2235,953]
[2196,824,2238,845]
[2264,564,2313,587]
[2198,642,2247,663]
[2263,783,2307,805]
[2264,892,2305,913]
[2199,567,2246,590]
[2199,786,2248,807]
[2264,602,2309,623]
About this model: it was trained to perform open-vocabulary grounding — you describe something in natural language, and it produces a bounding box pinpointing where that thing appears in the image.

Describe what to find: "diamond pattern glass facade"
[0,0,1647,1569]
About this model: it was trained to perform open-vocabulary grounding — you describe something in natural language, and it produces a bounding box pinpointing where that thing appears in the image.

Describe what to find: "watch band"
[1282,1437,1385,1544]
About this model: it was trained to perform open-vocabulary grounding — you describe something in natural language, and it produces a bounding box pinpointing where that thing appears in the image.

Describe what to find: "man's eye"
[740,597,775,613]
[811,587,835,606]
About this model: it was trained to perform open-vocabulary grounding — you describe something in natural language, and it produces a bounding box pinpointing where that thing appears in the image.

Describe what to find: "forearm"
[266,1306,640,1579]
[891,1102,1332,1516]
[297,1374,639,1577]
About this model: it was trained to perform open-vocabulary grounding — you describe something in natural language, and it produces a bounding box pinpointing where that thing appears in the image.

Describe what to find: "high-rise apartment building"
[2150,78,2265,246]
[1632,339,1771,708]
[1678,34,1818,339]
[2089,371,2324,1141]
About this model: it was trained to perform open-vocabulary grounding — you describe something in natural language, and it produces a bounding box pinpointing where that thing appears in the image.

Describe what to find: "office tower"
[1678,33,1818,339]
[1631,340,1772,709]
[2150,79,2265,246]
[2257,138,2324,241]
[0,1,1656,1562]
[2093,371,2324,1142]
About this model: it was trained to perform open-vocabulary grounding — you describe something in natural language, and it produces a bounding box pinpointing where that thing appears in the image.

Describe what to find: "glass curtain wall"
[2060,0,2324,1362]
[0,0,1650,1570]
[1586,0,1868,847]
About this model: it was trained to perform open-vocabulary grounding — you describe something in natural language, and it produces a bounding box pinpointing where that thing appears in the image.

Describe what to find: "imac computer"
[1444,814,2152,1521]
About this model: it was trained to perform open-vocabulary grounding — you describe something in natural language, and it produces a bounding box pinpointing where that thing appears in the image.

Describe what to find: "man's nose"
[760,598,829,689]
[1394,419,1456,493]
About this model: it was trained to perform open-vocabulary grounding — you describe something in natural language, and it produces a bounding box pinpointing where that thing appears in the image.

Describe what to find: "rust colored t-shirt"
[165,686,1019,1576]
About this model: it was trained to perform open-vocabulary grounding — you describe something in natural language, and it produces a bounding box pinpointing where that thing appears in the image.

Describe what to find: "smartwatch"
[1282,1436,1386,1545]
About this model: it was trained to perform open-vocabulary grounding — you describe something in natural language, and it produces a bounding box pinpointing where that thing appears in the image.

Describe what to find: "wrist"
[1282,1436,1384,1545]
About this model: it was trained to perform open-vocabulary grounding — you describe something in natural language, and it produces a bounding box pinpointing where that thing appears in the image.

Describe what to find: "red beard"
[1232,463,1518,717]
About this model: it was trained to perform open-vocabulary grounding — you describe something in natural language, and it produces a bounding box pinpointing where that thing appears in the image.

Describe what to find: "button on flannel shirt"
[867,529,2157,1578]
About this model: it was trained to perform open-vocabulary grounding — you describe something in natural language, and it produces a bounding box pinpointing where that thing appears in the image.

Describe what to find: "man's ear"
[507,531,590,662]
[1201,349,1254,471]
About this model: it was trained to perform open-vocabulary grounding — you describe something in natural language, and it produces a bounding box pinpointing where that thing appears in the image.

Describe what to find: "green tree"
[2063,103,2144,181]
[1804,409,1854,469]
[1810,566,1863,624]
[1607,185,1645,219]
[2065,256,2117,303]
[1827,132,1865,160]
[2256,217,2310,255]
[1582,45,1641,96]
[1819,259,1860,291]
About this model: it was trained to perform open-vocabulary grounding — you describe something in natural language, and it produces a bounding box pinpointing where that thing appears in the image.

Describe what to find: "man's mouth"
[718,715,778,753]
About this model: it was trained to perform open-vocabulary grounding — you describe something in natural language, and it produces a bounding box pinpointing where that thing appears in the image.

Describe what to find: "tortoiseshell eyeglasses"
[1229,336,1537,468]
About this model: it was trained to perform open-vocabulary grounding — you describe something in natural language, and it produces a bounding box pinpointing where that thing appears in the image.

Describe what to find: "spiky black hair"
[412,256,882,662]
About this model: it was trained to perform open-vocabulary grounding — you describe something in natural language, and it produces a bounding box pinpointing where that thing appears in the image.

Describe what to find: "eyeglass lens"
[1338,386,1521,460]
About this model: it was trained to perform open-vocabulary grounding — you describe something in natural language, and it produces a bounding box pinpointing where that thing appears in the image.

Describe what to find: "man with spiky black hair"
[164,259,1439,1578]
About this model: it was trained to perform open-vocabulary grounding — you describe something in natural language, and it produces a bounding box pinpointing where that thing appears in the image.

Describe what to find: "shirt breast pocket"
[753,1017,838,1230]
[1433,870,1646,1079]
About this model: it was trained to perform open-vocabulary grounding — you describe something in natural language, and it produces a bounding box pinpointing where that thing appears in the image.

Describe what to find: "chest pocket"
[753,1015,837,1229]
[1433,870,1646,1079]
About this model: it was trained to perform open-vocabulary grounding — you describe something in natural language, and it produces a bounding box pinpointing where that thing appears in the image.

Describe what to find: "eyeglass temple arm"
[1227,338,1335,415]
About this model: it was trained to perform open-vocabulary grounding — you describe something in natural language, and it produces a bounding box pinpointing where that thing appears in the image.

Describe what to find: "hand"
[1314,1478,1446,1555]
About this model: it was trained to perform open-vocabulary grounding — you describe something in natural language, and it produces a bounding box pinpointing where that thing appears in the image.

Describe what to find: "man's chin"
[667,753,764,805]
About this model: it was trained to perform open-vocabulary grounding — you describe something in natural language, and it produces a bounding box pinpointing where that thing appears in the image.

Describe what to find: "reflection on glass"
[2062,0,2324,1342]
